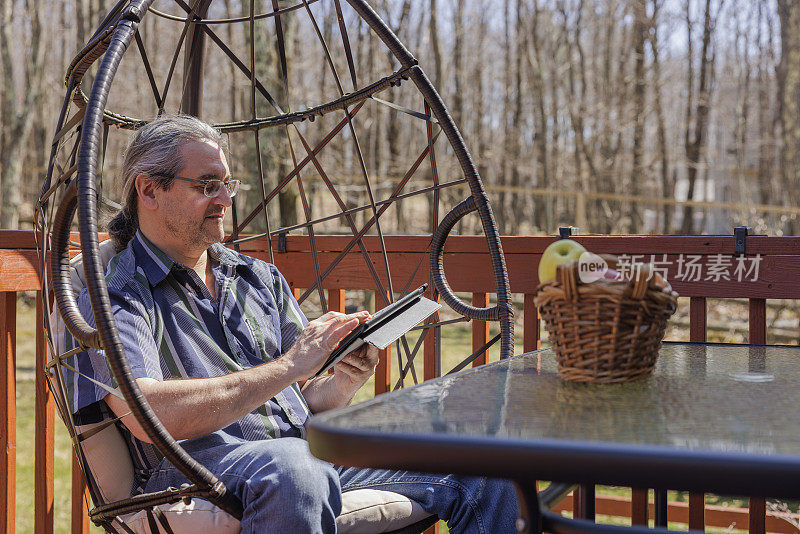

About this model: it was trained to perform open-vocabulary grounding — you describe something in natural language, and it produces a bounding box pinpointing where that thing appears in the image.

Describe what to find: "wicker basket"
[534,255,679,384]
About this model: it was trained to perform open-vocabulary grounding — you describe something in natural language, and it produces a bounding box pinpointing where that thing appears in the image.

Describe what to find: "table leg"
[577,484,596,521]
[513,481,543,534]
[654,489,668,527]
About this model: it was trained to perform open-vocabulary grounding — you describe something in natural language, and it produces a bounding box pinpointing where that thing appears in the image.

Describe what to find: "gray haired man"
[72,114,518,532]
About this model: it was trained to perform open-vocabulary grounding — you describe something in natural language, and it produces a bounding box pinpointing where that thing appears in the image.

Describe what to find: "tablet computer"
[314,284,441,376]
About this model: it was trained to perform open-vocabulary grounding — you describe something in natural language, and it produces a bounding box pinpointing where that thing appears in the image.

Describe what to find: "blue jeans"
[143,433,519,533]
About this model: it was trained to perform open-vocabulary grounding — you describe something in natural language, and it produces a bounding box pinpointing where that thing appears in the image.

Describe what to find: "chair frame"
[36,0,514,530]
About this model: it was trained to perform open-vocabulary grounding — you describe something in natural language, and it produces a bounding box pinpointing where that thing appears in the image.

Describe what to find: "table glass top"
[315,343,800,456]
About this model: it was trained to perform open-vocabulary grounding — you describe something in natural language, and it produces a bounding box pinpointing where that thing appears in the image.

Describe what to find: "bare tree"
[681,0,720,234]
[777,0,800,229]
[428,0,442,88]
[525,0,549,231]
[493,0,513,233]
[630,0,649,231]
[648,0,674,233]
[756,0,777,208]
[0,0,44,228]
[0,0,794,237]
[731,0,751,212]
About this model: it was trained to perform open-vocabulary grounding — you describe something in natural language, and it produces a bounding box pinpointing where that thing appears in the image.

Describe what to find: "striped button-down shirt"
[68,231,310,486]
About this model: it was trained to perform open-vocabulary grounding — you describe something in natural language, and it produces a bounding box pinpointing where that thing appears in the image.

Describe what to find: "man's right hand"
[105,310,371,443]
[283,311,370,381]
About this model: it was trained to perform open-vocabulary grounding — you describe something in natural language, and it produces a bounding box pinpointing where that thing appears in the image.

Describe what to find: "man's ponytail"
[107,203,138,252]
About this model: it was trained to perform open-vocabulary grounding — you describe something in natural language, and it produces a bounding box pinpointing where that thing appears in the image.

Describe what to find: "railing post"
[654,489,668,527]
[34,295,54,534]
[689,297,707,343]
[327,289,345,376]
[749,299,767,345]
[72,453,90,534]
[374,291,391,395]
[631,488,648,526]
[1,291,16,534]
[471,293,488,367]
[688,296,706,530]
[523,294,540,353]
[749,497,766,534]
[328,289,346,314]
[424,294,441,381]
[688,493,705,531]
[748,298,767,534]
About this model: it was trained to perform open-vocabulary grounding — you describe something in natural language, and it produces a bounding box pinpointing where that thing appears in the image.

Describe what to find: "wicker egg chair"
[35,0,514,532]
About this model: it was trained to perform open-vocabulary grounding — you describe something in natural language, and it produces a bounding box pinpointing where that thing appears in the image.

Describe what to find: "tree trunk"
[452,0,465,129]
[562,1,596,231]
[384,1,412,231]
[428,0,442,89]
[630,0,648,232]
[272,5,298,229]
[681,0,718,235]
[526,0,549,231]
[756,0,776,208]
[0,0,44,229]
[472,0,489,216]
[732,3,751,214]
[496,0,512,234]
[649,0,673,233]
[777,0,800,230]
[508,0,524,234]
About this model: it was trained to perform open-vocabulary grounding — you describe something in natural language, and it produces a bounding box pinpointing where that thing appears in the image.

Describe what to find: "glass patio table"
[307,342,800,533]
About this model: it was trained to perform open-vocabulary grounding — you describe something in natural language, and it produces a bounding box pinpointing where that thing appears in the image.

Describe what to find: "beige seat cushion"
[76,422,135,503]
[337,489,432,534]
[118,489,431,534]
[120,498,241,533]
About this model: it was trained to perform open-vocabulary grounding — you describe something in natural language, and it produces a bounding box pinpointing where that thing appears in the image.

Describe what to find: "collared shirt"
[67,231,310,488]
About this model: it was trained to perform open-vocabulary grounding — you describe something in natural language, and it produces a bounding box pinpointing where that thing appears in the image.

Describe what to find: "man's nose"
[214,187,233,207]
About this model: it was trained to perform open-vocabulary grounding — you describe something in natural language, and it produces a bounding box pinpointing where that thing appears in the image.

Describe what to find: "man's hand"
[105,310,370,443]
[332,342,379,391]
[283,310,370,381]
[299,310,383,412]
[300,341,380,412]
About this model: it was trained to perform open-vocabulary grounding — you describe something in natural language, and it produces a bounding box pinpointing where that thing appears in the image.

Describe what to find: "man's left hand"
[333,343,379,390]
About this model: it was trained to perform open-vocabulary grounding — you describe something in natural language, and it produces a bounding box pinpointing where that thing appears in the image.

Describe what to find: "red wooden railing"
[3,229,800,533]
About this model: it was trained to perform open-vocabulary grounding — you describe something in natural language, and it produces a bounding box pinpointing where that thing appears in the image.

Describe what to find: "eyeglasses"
[152,174,241,198]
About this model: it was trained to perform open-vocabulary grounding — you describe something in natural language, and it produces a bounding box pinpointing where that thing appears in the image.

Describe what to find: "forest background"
[2,0,800,238]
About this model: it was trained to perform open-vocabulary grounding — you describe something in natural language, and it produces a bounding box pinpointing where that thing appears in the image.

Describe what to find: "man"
[71,114,518,533]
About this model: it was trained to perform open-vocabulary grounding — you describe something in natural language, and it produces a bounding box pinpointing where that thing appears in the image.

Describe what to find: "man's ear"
[135,174,159,211]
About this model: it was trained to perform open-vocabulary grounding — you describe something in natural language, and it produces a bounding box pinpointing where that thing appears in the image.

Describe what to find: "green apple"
[538,239,587,283]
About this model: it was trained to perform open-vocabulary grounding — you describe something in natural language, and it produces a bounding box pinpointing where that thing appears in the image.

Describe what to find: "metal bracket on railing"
[559,226,579,239]
[734,226,751,255]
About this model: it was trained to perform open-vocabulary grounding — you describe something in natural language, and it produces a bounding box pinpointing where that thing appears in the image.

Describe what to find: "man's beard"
[164,206,225,251]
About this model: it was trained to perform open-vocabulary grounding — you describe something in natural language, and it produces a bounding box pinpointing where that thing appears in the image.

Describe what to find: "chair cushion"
[70,239,118,291]
[118,489,430,533]
[121,498,240,533]
[336,489,432,534]
[76,422,135,503]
